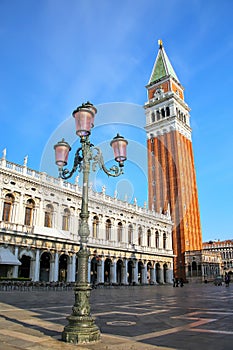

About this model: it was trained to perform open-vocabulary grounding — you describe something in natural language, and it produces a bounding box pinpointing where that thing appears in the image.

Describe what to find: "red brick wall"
[147,131,202,278]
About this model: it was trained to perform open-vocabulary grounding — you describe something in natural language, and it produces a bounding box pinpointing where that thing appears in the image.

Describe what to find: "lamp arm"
[91,146,124,177]
[59,147,83,179]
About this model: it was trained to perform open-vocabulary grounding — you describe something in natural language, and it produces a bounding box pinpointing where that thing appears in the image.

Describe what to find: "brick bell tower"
[144,40,202,280]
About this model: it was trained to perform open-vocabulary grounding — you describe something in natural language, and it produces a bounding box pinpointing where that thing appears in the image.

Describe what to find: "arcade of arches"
[17,248,173,285]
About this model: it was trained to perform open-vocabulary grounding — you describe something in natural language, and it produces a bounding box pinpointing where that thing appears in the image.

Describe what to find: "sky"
[0,0,233,242]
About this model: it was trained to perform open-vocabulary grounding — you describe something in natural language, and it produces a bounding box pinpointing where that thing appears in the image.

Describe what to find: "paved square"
[0,284,233,349]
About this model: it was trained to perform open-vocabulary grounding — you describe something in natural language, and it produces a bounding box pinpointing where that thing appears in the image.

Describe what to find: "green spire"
[149,40,179,84]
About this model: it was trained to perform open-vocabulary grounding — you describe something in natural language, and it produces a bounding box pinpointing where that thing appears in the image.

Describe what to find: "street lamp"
[54,102,128,344]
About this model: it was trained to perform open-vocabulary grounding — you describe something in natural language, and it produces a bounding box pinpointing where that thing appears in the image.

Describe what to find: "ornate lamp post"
[54,102,128,344]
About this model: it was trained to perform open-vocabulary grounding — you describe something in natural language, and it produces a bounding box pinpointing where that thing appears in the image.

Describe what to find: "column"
[166,268,173,284]
[49,255,55,282]
[12,246,19,278]
[34,249,40,281]
[132,260,138,285]
[67,256,73,282]
[30,257,36,281]
[52,252,59,281]
[110,259,117,284]
[121,259,128,285]
[97,259,104,284]
[38,200,44,227]
[141,263,147,284]
[15,192,24,224]
[150,264,156,284]
[158,267,164,284]
[71,253,76,282]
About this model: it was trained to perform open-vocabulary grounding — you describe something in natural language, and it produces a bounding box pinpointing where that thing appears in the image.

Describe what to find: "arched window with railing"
[161,108,165,118]
[151,112,155,123]
[24,198,35,226]
[2,193,15,222]
[147,229,151,247]
[138,226,142,246]
[155,230,159,248]
[163,232,167,249]
[92,215,99,238]
[128,224,133,244]
[117,222,123,242]
[44,204,54,228]
[62,208,70,231]
[106,219,111,241]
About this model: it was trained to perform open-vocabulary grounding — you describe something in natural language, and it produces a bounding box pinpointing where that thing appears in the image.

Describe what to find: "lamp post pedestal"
[62,247,100,344]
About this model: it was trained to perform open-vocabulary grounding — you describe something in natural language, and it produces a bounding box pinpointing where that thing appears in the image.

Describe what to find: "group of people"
[173,278,184,287]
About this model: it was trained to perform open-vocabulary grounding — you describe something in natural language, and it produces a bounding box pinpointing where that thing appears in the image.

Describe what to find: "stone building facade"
[203,240,233,275]
[185,249,222,282]
[0,153,174,285]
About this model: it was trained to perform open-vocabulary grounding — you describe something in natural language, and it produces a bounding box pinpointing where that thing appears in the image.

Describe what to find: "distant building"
[0,154,174,285]
[203,240,233,275]
[185,249,222,282]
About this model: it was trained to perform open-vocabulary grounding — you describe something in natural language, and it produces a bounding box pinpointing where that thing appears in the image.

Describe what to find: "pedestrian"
[225,273,230,287]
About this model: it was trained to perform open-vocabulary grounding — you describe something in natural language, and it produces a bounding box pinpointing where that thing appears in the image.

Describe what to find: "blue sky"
[0,0,233,242]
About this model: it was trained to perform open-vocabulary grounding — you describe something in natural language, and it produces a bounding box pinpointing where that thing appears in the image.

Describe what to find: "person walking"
[225,273,230,287]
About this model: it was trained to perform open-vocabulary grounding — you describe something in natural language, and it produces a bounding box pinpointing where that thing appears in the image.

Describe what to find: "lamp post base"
[62,315,100,344]
[62,248,100,344]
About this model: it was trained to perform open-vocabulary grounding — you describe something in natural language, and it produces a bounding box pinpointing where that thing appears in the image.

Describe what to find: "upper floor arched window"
[62,208,70,231]
[106,219,111,241]
[161,108,165,118]
[151,112,155,123]
[24,198,35,226]
[117,222,123,242]
[163,232,167,249]
[2,193,15,222]
[155,231,159,248]
[44,204,54,228]
[147,229,151,247]
[92,215,99,238]
[128,224,133,244]
[138,226,142,246]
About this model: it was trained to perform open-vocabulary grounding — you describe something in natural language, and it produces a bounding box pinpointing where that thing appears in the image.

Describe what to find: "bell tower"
[144,40,202,279]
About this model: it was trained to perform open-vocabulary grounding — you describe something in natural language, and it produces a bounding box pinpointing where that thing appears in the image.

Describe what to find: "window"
[117,222,123,242]
[128,224,133,244]
[44,204,53,228]
[156,110,160,121]
[138,226,142,246]
[161,108,165,118]
[62,208,70,231]
[166,106,170,117]
[163,232,167,249]
[151,112,155,123]
[155,231,159,248]
[2,194,14,222]
[24,199,35,226]
[106,219,111,240]
[147,229,151,247]
[92,215,99,238]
